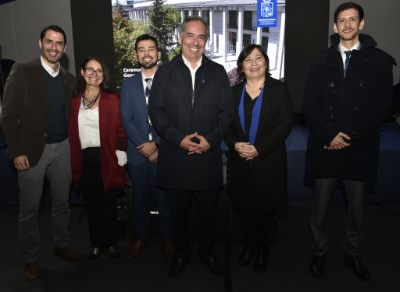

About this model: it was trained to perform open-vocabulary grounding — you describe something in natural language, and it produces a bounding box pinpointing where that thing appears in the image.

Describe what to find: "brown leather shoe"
[127,240,148,259]
[163,241,176,261]
[53,246,80,261]
[24,262,40,283]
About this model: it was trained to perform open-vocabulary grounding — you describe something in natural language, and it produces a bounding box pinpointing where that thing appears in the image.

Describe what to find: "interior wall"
[329,0,400,85]
[0,0,76,74]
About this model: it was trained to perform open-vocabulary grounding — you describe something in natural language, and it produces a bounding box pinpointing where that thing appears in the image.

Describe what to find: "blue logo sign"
[257,0,277,27]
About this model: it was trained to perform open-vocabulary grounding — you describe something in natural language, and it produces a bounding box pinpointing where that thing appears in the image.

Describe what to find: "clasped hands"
[137,141,158,163]
[324,132,351,150]
[180,132,211,155]
[235,142,259,160]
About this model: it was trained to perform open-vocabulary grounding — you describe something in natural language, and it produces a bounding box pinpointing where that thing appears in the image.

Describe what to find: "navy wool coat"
[225,78,294,216]
[302,34,396,182]
[148,54,234,190]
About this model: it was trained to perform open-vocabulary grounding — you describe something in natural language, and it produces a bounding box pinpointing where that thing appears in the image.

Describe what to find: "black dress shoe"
[310,255,324,278]
[200,256,227,276]
[344,255,371,281]
[108,246,119,260]
[89,247,101,262]
[238,246,255,265]
[254,248,268,271]
[168,257,190,277]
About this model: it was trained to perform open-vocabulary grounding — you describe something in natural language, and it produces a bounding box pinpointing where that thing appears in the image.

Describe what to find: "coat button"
[44,134,47,137]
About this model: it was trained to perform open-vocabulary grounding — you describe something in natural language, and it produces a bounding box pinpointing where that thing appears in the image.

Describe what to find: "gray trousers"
[18,138,72,263]
[310,178,368,257]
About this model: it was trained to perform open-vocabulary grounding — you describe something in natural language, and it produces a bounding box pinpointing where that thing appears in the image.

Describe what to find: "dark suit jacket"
[120,72,161,167]
[0,57,75,167]
[149,54,234,190]
[69,90,127,193]
[225,78,294,216]
[302,34,395,181]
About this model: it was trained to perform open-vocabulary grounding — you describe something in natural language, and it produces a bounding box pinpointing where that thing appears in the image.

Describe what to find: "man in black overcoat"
[302,2,395,282]
[148,16,234,277]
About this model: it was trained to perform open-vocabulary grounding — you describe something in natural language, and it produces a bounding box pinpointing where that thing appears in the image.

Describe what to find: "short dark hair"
[135,34,159,52]
[236,44,271,82]
[179,16,209,39]
[40,25,67,45]
[73,55,113,96]
[334,2,364,24]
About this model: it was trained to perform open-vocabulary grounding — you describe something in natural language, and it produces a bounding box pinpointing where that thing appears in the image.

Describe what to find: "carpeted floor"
[1,203,400,292]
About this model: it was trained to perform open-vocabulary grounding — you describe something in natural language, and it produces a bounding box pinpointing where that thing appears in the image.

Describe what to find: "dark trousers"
[241,209,274,250]
[310,178,368,257]
[127,161,173,242]
[80,147,118,248]
[168,188,220,259]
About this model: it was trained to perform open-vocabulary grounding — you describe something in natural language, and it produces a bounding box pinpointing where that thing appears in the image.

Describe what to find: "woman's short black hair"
[236,44,271,82]
[73,55,113,97]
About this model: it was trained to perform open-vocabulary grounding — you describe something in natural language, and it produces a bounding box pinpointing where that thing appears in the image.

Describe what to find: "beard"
[137,57,158,70]
[41,47,62,64]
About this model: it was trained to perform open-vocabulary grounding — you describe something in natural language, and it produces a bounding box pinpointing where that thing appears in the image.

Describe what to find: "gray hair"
[179,16,209,40]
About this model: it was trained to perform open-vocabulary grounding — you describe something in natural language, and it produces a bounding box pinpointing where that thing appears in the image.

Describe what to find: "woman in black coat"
[225,44,294,271]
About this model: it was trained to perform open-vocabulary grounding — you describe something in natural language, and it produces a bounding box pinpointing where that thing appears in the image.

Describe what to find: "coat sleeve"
[114,93,128,152]
[342,65,393,142]
[302,62,341,146]
[253,83,294,159]
[0,63,26,159]
[204,66,235,150]
[148,68,186,149]
[120,79,147,147]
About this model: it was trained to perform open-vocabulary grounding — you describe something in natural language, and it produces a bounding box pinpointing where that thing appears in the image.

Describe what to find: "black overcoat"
[149,54,234,190]
[224,78,294,216]
[302,34,396,182]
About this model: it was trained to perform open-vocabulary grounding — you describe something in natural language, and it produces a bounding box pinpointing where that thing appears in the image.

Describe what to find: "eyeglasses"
[84,67,104,76]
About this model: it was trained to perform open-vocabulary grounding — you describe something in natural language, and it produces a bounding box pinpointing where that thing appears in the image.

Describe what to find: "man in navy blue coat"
[120,34,174,261]
[303,2,395,282]
[149,16,234,277]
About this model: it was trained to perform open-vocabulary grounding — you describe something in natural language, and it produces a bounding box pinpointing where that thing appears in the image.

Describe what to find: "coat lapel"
[233,81,246,137]
[99,89,109,140]
[135,73,148,115]
[31,58,49,112]
[193,64,213,106]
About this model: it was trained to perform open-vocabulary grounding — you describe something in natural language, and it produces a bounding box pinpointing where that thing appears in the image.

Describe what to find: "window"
[184,10,189,19]
[244,11,252,30]
[229,32,237,53]
[229,11,237,28]
[262,36,268,52]
[262,27,269,33]
[202,10,210,25]
[243,34,251,49]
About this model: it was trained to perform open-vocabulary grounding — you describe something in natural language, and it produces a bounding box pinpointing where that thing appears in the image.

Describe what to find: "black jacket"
[225,78,294,216]
[149,54,234,190]
[302,34,396,181]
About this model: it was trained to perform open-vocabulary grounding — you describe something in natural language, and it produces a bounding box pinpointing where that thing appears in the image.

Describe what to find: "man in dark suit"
[302,2,395,282]
[120,34,175,261]
[0,25,79,282]
[149,16,234,277]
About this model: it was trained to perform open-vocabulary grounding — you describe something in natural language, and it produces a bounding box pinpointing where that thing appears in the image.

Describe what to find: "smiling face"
[81,60,104,88]
[39,30,66,66]
[334,8,364,47]
[180,20,207,66]
[135,39,161,70]
[242,48,267,80]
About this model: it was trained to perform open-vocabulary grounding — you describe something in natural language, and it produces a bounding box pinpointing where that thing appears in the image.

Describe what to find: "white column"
[209,8,214,51]
[256,27,262,44]
[181,9,185,21]
[276,8,285,79]
[222,7,227,62]
[189,9,193,16]
[237,6,243,53]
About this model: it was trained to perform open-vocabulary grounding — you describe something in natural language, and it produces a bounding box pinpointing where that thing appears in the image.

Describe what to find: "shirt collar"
[41,56,60,77]
[339,41,361,55]
[141,71,155,83]
[182,55,202,70]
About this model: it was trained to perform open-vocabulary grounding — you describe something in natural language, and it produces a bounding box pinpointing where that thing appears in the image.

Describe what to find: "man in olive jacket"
[0,25,79,282]
[302,2,395,282]
[149,16,234,277]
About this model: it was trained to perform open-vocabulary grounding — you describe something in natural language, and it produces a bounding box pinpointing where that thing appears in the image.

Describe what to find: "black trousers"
[167,188,220,259]
[80,147,118,248]
[241,209,274,250]
[310,178,368,257]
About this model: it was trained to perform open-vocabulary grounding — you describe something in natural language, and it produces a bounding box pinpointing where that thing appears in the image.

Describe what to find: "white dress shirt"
[41,56,60,77]
[338,41,360,72]
[78,103,100,149]
[141,72,155,141]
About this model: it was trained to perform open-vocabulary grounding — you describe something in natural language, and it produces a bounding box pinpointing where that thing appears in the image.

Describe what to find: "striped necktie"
[145,78,152,97]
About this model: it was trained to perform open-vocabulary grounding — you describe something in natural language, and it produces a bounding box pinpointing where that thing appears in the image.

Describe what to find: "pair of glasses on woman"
[84,67,104,76]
